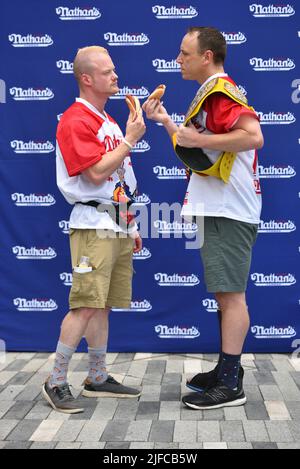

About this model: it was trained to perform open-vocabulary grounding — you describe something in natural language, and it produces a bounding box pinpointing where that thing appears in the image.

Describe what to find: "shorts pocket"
[69,270,99,306]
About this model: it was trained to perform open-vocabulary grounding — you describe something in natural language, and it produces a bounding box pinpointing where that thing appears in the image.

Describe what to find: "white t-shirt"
[181,74,262,225]
[56,98,137,232]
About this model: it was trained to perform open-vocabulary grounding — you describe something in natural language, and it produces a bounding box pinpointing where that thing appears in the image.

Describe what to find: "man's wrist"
[123,137,136,150]
[161,115,172,127]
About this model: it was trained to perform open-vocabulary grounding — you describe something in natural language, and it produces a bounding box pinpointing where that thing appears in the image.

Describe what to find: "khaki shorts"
[69,229,134,310]
[200,217,258,293]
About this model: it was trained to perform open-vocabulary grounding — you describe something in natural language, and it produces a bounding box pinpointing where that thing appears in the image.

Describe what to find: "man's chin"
[111,85,120,95]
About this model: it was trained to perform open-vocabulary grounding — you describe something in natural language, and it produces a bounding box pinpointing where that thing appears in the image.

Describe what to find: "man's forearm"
[196,129,263,153]
[163,116,179,140]
[87,142,132,184]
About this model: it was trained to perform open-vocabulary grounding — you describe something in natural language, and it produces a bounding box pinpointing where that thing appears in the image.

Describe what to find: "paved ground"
[0,352,300,449]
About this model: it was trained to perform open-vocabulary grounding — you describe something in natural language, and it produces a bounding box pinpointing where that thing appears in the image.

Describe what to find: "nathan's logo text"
[9,34,53,47]
[155,325,200,339]
[104,32,149,46]
[249,4,295,17]
[56,6,101,20]
[152,5,198,19]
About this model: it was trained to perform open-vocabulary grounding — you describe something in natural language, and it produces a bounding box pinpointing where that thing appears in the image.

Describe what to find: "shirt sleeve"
[57,119,106,177]
[203,93,259,134]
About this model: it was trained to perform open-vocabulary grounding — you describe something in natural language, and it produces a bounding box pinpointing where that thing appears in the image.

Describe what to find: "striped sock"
[88,346,108,384]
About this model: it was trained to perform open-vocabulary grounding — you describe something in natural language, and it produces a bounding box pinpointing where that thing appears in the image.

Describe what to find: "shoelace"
[54,384,74,400]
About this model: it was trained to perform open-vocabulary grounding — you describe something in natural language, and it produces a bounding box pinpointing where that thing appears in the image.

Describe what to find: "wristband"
[123,138,134,150]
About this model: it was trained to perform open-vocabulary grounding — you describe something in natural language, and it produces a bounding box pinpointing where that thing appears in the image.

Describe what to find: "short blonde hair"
[73,46,109,84]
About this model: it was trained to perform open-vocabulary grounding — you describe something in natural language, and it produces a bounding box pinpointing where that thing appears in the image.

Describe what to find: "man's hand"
[142,99,169,125]
[125,110,146,146]
[176,123,201,148]
[133,234,143,253]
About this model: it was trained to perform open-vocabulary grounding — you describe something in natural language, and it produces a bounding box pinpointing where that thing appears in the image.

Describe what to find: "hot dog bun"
[148,84,166,100]
[126,95,141,117]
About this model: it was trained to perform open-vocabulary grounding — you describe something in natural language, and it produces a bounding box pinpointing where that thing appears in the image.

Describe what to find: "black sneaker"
[182,379,246,410]
[82,375,141,398]
[187,366,244,392]
[42,381,84,414]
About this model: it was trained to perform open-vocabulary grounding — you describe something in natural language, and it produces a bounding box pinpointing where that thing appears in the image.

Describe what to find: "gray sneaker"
[42,381,84,414]
[82,375,141,398]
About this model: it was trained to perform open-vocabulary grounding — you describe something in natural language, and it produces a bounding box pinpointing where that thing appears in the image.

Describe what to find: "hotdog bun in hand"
[148,84,166,101]
[126,95,141,119]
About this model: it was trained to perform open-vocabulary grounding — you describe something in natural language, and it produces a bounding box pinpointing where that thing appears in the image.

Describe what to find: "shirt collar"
[76,97,109,122]
[200,73,228,91]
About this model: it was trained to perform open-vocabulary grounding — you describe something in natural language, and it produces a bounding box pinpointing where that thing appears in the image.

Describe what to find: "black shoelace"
[54,384,74,400]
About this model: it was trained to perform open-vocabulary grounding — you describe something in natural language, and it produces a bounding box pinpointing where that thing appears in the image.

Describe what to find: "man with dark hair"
[143,27,263,410]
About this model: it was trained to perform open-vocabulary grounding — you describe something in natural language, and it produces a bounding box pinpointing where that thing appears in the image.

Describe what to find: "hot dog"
[148,84,166,100]
[125,95,141,118]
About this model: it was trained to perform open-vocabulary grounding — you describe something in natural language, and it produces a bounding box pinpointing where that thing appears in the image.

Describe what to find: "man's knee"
[71,307,100,321]
[215,292,246,311]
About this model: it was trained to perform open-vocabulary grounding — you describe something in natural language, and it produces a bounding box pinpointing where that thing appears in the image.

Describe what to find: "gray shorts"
[200,217,258,293]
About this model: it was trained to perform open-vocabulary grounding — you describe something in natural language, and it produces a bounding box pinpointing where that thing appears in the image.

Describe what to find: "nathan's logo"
[155,325,200,339]
[110,86,149,100]
[133,247,152,261]
[9,34,53,47]
[258,164,296,178]
[56,60,73,74]
[56,6,101,20]
[10,87,54,101]
[104,32,149,46]
[153,166,187,180]
[222,32,247,45]
[60,273,72,286]
[131,140,151,153]
[152,5,198,19]
[11,193,56,207]
[157,113,185,126]
[258,111,296,125]
[251,273,296,287]
[249,4,295,17]
[203,298,218,313]
[112,300,152,312]
[12,246,57,260]
[153,220,198,234]
[11,140,55,154]
[133,194,151,205]
[250,57,295,71]
[155,273,200,287]
[59,220,70,234]
[152,59,181,73]
[13,298,58,312]
[259,220,296,233]
[251,325,296,339]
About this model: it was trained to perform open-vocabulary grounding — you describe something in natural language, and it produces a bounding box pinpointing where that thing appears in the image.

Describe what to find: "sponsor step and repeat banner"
[0,0,299,352]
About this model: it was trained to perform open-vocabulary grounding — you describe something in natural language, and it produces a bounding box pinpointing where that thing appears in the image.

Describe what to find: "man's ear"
[204,50,214,64]
[81,73,92,87]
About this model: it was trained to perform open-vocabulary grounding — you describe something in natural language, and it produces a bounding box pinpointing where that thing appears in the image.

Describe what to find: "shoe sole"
[42,385,84,414]
[186,383,205,393]
[183,396,247,410]
[82,389,141,399]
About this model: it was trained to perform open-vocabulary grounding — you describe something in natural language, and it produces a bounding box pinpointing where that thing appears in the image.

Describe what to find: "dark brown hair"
[187,27,227,64]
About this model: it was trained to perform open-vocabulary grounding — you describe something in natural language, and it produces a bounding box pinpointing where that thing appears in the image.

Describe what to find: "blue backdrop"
[0,0,299,353]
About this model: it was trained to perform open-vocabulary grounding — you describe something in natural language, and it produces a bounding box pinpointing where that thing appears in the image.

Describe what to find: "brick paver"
[0,353,299,449]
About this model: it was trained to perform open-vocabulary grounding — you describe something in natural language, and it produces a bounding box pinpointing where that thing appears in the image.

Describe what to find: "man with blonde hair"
[42,46,146,414]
